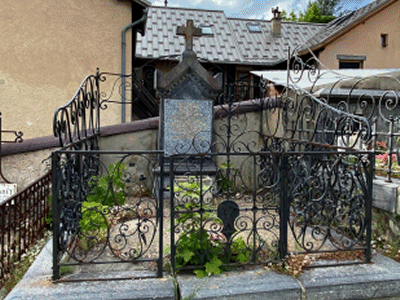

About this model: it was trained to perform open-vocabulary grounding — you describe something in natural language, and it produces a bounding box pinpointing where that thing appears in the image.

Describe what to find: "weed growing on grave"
[174,176,212,200]
[371,208,400,262]
[86,162,127,206]
[1,232,51,298]
[173,200,251,278]
[217,162,237,192]
[77,162,127,248]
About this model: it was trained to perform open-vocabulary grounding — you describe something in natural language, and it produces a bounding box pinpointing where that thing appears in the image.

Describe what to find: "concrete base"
[5,239,400,300]
[373,176,400,213]
[178,269,300,300]
[4,240,175,300]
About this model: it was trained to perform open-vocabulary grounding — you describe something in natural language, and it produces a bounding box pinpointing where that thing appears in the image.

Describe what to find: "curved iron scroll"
[53,70,101,148]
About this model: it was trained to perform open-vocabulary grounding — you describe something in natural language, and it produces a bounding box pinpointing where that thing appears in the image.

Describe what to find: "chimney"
[271,7,282,37]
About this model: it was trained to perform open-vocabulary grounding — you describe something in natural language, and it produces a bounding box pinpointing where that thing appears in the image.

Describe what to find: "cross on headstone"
[0,112,23,183]
[176,19,203,51]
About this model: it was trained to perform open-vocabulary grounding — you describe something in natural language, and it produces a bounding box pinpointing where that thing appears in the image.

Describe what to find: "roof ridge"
[299,0,397,53]
[150,5,225,14]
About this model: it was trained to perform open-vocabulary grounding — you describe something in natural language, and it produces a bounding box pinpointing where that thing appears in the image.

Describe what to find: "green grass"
[0,231,51,299]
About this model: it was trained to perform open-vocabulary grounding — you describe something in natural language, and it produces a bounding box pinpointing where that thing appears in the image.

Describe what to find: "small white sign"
[0,183,17,204]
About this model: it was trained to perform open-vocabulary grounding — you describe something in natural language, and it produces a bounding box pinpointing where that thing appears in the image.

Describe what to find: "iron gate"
[51,67,374,280]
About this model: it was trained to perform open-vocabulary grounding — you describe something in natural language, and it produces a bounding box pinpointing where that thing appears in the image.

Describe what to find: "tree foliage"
[281,0,343,23]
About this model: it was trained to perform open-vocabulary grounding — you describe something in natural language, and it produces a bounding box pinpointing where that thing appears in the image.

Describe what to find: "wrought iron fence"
[168,150,373,274]
[288,46,400,182]
[51,66,374,280]
[49,41,392,281]
[51,150,164,280]
[53,71,101,149]
[0,172,51,287]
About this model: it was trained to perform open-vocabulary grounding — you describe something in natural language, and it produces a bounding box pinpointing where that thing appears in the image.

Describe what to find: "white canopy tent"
[251,69,400,90]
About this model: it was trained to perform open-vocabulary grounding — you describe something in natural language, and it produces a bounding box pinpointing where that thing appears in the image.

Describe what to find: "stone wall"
[1,148,53,191]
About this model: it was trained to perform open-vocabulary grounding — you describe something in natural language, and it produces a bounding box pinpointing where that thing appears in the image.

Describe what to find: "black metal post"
[169,157,176,273]
[365,152,374,263]
[157,154,164,278]
[252,155,257,263]
[51,152,60,280]
[279,155,288,259]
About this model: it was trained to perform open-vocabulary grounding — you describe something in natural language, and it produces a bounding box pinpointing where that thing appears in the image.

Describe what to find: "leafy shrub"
[79,201,109,233]
[174,176,211,199]
[174,200,250,278]
[77,162,127,248]
[86,162,127,206]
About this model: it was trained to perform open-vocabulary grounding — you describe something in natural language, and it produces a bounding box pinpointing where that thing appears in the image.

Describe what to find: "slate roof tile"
[137,6,324,66]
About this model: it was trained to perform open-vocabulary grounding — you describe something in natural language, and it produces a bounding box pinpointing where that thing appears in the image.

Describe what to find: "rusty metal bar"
[0,172,51,288]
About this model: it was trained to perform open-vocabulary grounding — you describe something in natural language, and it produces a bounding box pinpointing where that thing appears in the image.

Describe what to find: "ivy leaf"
[178,248,194,263]
[194,269,208,278]
[205,256,222,276]
[237,252,249,263]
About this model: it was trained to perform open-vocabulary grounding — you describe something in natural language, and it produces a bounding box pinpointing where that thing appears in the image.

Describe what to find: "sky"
[151,0,374,20]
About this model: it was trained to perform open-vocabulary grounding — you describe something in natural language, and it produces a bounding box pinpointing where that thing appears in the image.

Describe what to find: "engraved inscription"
[164,99,212,156]
[170,102,207,140]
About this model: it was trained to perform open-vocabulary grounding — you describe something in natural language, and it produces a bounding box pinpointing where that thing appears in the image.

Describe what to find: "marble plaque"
[0,183,17,204]
[164,99,213,156]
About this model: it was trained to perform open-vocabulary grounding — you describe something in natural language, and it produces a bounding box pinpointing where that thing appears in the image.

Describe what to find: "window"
[337,55,366,69]
[339,61,363,69]
[200,25,214,36]
[381,34,388,47]
[247,23,262,33]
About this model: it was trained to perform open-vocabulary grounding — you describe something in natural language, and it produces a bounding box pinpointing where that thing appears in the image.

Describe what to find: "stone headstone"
[157,20,222,155]
[154,19,222,198]
[163,98,213,156]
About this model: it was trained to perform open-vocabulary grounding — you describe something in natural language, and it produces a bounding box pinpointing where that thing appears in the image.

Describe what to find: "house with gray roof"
[132,0,400,118]
[134,5,324,102]
[299,0,400,69]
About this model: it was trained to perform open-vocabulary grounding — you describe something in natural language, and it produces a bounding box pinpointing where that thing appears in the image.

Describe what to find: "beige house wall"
[0,0,133,139]
[318,0,400,69]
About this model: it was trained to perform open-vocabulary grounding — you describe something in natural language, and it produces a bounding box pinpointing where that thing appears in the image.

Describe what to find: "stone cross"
[176,20,202,51]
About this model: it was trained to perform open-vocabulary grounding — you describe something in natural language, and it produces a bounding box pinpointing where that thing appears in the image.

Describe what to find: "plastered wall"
[0,0,133,139]
[318,0,400,69]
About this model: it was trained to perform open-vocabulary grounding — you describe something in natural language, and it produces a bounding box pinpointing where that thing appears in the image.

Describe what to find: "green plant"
[77,162,127,250]
[59,264,74,276]
[174,176,211,199]
[217,162,236,192]
[79,201,109,233]
[173,200,250,278]
[86,162,127,206]
[175,228,223,278]
[45,194,53,227]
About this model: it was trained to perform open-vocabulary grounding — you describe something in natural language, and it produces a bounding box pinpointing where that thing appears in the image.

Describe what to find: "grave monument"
[155,19,222,197]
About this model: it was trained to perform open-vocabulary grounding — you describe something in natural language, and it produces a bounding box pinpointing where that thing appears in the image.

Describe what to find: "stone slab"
[373,176,400,213]
[5,239,175,300]
[7,239,400,300]
[177,268,301,300]
[298,254,400,300]
[163,99,213,156]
